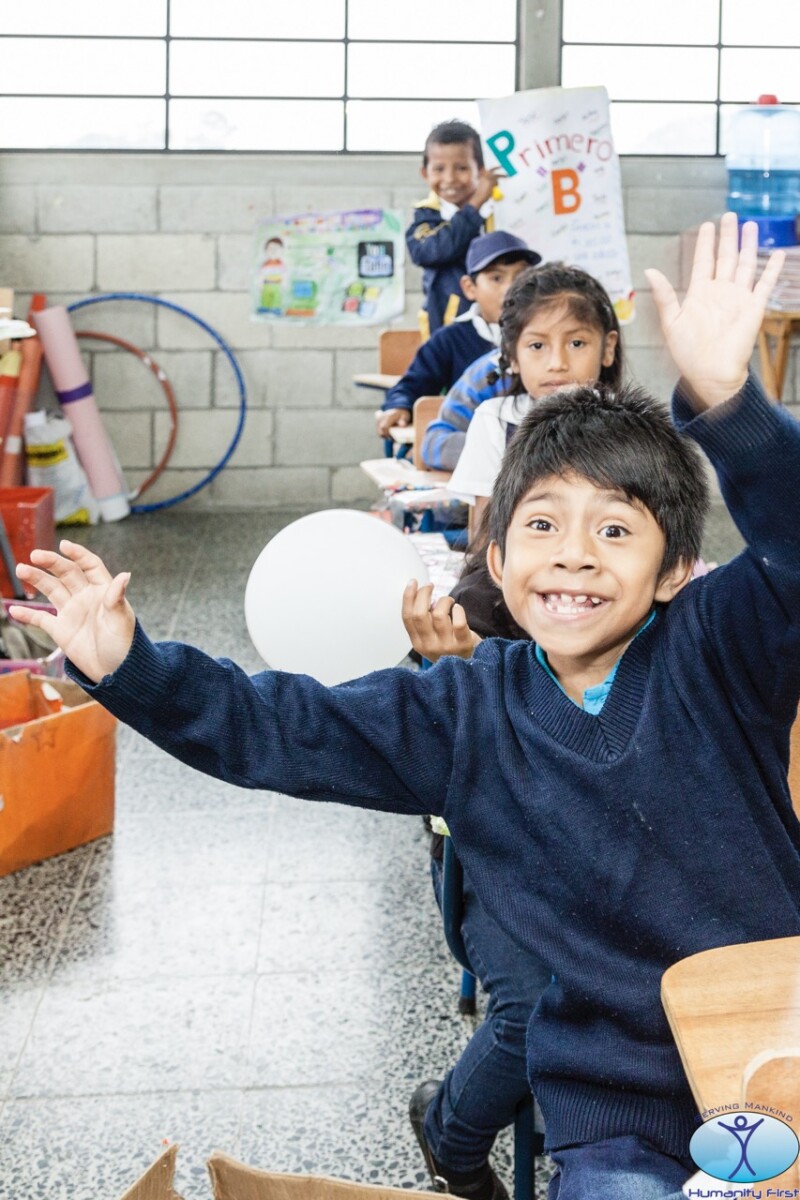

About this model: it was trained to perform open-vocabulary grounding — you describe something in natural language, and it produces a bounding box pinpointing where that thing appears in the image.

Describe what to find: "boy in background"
[408,120,504,337]
[376,231,540,441]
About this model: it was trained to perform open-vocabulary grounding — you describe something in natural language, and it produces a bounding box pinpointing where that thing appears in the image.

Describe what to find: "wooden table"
[353,372,401,391]
[757,309,800,401]
[662,936,800,1185]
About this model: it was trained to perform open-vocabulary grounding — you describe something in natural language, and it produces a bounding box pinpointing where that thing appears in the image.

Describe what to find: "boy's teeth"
[544,593,603,613]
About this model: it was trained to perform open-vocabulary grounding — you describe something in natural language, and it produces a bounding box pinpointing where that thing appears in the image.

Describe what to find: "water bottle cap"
[757,94,779,105]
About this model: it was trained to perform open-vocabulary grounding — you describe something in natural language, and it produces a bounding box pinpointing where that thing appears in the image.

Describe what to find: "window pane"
[0,38,165,96]
[562,46,718,101]
[3,0,166,36]
[719,102,800,153]
[170,42,344,98]
[720,49,800,103]
[609,102,718,154]
[0,97,165,149]
[722,0,800,44]
[170,0,345,39]
[348,0,516,41]
[346,99,481,152]
[169,99,343,150]
[562,0,719,44]
[348,43,515,100]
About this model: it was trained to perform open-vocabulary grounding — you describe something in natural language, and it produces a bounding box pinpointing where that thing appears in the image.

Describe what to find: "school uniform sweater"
[406,193,487,333]
[72,376,800,1160]
[382,307,497,417]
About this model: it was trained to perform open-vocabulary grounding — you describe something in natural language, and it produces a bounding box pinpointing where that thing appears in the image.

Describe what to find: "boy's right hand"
[10,540,136,684]
[376,407,411,438]
[470,167,505,211]
[402,579,482,663]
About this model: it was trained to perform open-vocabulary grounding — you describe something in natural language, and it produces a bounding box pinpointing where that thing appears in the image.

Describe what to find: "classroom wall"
[0,151,794,511]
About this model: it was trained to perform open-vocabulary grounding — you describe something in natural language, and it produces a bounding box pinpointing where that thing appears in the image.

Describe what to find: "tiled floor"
[0,506,745,1200]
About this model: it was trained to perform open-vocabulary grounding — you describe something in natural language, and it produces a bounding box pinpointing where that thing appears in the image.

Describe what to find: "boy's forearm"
[406,205,483,267]
[67,620,453,815]
[421,426,465,471]
[674,374,800,561]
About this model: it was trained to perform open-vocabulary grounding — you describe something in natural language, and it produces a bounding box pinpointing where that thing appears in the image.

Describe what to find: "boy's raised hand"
[402,579,482,663]
[646,212,785,409]
[10,541,136,684]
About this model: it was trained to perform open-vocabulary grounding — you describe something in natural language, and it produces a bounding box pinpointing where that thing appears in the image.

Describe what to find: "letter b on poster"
[479,87,635,323]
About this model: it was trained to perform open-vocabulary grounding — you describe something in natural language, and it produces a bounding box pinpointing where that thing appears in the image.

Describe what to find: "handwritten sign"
[252,209,406,325]
[479,86,635,323]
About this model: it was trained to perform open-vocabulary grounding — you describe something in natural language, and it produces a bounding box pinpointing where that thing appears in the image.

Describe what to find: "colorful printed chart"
[478,86,635,323]
[252,209,406,325]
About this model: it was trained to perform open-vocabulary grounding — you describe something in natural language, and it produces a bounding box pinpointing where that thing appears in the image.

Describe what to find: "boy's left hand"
[646,212,785,409]
[402,580,481,663]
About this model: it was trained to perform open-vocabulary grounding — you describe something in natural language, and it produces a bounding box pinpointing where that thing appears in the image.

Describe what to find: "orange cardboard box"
[0,669,116,877]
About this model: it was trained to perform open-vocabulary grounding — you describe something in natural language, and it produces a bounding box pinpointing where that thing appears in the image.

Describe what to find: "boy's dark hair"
[470,251,530,284]
[489,384,710,577]
[423,120,484,169]
[496,263,623,393]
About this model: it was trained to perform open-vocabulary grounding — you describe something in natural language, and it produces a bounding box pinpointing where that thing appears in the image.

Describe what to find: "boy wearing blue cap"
[377,231,541,441]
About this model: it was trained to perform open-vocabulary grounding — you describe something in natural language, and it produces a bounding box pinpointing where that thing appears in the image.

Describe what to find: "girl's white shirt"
[447,392,534,503]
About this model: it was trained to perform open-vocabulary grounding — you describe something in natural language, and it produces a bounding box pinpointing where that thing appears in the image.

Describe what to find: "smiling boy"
[407,120,504,336]
[12,218,800,1200]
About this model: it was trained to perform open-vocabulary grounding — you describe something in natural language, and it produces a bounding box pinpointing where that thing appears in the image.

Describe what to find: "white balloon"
[244,510,429,685]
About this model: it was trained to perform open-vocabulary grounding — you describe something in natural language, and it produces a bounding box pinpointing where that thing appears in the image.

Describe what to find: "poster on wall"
[478,86,635,323]
[251,208,405,325]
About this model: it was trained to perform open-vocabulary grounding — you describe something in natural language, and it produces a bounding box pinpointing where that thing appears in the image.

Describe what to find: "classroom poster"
[478,87,635,323]
[252,208,405,325]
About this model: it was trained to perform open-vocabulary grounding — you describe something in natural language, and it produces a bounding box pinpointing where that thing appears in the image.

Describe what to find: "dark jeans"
[425,858,552,1174]
[548,1136,693,1200]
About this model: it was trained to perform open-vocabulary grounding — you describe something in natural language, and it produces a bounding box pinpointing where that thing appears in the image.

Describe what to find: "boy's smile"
[487,472,691,701]
[422,142,481,209]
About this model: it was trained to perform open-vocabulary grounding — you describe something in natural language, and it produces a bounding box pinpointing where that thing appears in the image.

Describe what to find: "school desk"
[661,936,800,1186]
[758,309,800,402]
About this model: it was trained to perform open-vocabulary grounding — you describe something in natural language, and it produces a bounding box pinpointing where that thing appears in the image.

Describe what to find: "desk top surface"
[661,936,800,1111]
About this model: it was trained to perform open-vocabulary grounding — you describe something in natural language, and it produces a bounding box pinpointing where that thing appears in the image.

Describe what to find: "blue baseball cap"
[466,230,542,276]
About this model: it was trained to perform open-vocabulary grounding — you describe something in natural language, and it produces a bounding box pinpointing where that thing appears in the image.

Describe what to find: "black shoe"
[409,1080,510,1200]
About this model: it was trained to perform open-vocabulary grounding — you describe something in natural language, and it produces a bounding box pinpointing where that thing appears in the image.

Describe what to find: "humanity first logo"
[689,1109,799,1189]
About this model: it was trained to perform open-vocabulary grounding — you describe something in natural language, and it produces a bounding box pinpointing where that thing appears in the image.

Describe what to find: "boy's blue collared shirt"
[534,611,656,715]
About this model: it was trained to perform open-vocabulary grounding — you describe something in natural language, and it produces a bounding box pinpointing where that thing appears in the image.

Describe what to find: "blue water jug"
[726,94,800,248]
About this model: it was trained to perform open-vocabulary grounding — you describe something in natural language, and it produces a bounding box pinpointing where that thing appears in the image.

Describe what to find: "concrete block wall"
[0,151,794,511]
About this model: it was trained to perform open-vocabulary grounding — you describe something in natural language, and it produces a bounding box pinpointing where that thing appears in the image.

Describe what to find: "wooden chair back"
[379,330,421,376]
[787,712,800,820]
[412,396,443,471]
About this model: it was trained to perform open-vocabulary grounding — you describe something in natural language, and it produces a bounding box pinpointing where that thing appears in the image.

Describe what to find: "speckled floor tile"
[0,986,44,1084]
[0,1089,243,1200]
[88,805,275,891]
[49,877,265,984]
[263,797,431,884]
[116,730,270,814]
[10,975,255,1098]
[0,844,95,986]
[257,872,447,976]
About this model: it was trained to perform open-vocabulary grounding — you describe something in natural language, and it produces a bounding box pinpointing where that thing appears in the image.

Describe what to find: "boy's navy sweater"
[382,316,494,415]
[406,194,485,332]
[73,377,800,1160]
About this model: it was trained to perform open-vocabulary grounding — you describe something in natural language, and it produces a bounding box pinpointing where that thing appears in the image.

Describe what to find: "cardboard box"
[121,1145,435,1200]
[0,485,56,598]
[0,670,116,877]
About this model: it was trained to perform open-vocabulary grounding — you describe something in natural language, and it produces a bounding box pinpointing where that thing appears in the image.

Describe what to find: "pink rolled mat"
[30,306,129,521]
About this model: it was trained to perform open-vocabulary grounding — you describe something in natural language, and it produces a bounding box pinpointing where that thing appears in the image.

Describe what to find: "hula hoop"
[67,293,247,513]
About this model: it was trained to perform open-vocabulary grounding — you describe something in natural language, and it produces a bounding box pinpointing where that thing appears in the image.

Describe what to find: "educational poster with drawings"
[478,86,635,323]
[252,209,405,325]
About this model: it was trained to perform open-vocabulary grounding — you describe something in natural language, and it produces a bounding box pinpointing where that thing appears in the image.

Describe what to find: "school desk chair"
[441,835,543,1200]
[381,329,422,458]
